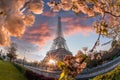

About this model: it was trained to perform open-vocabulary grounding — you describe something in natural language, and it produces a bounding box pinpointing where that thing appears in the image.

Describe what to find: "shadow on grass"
[13,63,57,80]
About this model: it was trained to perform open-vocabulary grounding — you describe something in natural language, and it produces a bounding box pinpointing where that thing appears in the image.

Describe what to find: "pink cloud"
[64,24,94,36]
[22,24,54,46]
[61,17,94,36]
[22,17,94,46]
[42,11,56,17]
[61,17,80,23]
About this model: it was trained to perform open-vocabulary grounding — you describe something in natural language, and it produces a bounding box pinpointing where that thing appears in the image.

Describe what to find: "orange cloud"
[22,17,94,46]
[42,11,56,17]
[22,24,54,46]
[61,17,80,23]
[64,24,94,36]
[61,17,94,36]
[61,17,73,22]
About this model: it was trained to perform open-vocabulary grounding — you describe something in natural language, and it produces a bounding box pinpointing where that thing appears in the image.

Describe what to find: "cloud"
[12,38,39,52]
[61,17,94,36]
[11,37,45,61]
[22,24,54,46]
[41,11,56,17]
[61,17,80,23]
[22,16,94,47]
[64,24,94,36]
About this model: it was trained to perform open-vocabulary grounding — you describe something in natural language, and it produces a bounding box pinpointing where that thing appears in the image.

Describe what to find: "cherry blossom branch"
[90,33,101,52]
[105,11,120,17]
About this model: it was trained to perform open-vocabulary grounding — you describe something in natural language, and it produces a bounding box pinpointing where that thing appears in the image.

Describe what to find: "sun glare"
[48,59,56,65]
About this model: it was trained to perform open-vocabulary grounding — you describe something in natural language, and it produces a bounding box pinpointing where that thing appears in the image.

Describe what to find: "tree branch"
[90,33,101,52]
[105,11,120,17]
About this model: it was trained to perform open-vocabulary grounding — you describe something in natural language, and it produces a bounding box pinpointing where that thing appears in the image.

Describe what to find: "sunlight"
[48,59,56,65]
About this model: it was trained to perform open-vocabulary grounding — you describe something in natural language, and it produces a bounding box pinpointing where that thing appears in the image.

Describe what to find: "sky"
[5,1,111,62]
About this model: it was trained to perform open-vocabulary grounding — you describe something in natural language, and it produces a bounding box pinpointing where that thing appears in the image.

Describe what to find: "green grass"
[0,60,27,80]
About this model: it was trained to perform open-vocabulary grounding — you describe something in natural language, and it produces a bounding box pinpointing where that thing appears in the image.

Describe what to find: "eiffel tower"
[50,17,69,51]
[43,17,72,68]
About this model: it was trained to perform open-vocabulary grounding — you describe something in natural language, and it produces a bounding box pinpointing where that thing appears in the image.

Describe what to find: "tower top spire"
[50,17,69,50]
[57,16,63,37]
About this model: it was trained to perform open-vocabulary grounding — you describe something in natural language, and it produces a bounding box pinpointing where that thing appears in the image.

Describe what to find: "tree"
[82,47,88,54]
[7,43,17,62]
[0,0,119,46]
[57,54,89,80]
[93,64,120,80]
[47,0,120,52]
[0,0,120,79]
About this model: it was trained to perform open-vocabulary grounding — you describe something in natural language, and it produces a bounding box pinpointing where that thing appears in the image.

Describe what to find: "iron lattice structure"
[42,17,72,69]
[50,17,69,51]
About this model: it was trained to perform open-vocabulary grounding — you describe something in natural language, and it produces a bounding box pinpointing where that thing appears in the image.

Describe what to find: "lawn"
[0,60,27,80]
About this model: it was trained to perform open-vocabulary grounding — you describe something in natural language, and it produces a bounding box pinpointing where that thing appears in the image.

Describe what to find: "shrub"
[93,65,120,80]
[25,69,57,80]
[13,63,26,74]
